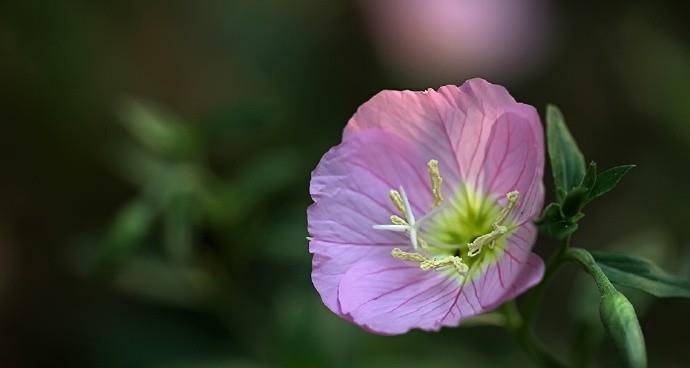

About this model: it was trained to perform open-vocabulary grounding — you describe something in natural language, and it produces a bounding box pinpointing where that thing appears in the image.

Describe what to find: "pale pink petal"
[338,256,473,335]
[344,87,466,188]
[480,111,544,224]
[308,129,437,315]
[435,79,535,187]
[344,79,544,214]
[336,224,544,335]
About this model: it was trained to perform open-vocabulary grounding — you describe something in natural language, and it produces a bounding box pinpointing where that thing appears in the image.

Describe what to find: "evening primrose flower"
[308,79,545,335]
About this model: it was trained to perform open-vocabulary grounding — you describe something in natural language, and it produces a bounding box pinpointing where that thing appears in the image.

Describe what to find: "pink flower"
[308,79,545,335]
[359,0,554,83]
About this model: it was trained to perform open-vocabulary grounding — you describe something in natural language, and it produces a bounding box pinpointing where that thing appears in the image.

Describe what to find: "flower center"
[372,159,519,279]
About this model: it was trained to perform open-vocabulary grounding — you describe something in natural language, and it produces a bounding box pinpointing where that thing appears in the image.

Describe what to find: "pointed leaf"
[587,165,635,202]
[537,202,579,239]
[546,104,586,199]
[591,251,690,298]
[581,161,598,192]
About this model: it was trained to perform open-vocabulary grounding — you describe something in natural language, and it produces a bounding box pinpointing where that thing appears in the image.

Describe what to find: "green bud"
[561,186,589,217]
[599,290,647,368]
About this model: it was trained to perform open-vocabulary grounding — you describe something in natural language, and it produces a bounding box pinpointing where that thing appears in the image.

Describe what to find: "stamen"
[467,225,508,256]
[417,237,429,249]
[467,191,520,256]
[494,190,519,225]
[421,256,469,274]
[389,190,406,215]
[373,159,469,276]
[391,248,427,262]
[390,215,407,226]
[392,248,468,275]
[427,159,443,207]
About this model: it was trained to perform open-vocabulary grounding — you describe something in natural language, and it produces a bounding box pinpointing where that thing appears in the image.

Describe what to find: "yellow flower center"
[372,159,520,279]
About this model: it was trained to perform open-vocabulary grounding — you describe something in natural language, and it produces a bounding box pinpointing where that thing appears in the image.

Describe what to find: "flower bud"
[599,290,647,368]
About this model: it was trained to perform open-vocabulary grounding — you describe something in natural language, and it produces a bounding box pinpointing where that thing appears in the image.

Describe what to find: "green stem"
[564,247,616,295]
[523,235,571,328]
[502,301,568,368]
[505,235,573,367]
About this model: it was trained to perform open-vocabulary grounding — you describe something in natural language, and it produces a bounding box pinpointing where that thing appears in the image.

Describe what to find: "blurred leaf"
[113,142,170,188]
[164,194,196,263]
[121,100,201,159]
[113,256,216,308]
[459,312,506,327]
[107,201,155,249]
[546,104,586,200]
[592,251,690,298]
[204,149,302,225]
[88,200,156,273]
[586,165,636,203]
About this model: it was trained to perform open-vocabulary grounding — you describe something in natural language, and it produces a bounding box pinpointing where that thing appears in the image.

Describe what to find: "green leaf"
[587,165,636,203]
[591,251,690,298]
[120,100,201,159]
[581,161,598,192]
[537,202,564,222]
[536,202,579,239]
[546,104,586,200]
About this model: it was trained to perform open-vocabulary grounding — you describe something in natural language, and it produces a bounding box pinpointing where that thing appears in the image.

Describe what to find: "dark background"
[1,1,689,367]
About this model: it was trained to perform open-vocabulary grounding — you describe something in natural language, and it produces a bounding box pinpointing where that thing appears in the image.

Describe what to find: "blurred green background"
[1,1,689,367]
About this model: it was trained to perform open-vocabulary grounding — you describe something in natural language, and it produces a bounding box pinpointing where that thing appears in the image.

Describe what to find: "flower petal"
[344,78,543,207]
[480,111,545,224]
[338,256,472,335]
[344,86,467,188]
[308,129,436,315]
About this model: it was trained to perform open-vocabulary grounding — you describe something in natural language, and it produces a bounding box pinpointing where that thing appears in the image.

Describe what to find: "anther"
[494,190,519,225]
[467,191,519,256]
[390,215,407,226]
[389,190,406,215]
[392,249,468,275]
[391,248,427,262]
[427,159,443,208]
[421,256,469,274]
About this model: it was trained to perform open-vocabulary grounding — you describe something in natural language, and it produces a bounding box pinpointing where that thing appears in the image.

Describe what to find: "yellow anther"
[417,237,429,249]
[390,215,407,226]
[389,189,406,215]
[421,256,469,274]
[427,159,443,208]
[495,191,519,225]
[392,248,468,275]
[466,191,519,257]
[467,225,508,257]
[391,248,427,262]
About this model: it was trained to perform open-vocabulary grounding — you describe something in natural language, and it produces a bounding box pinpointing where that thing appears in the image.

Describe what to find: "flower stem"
[563,247,616,295]
[505,235,573,367]
[502,301,568,368]
[523,235,571,329]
